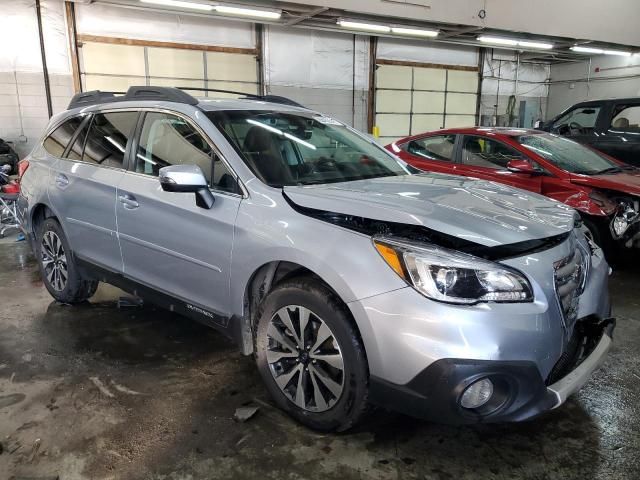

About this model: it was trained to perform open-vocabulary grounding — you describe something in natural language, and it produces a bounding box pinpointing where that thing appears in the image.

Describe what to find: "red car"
[387,127,640,252]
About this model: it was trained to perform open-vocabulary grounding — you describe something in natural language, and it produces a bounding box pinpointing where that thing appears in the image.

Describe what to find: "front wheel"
[254,277,369,432]
[37,217,98,303]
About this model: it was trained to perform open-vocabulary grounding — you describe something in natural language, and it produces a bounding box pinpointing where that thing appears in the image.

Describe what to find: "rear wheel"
[254,277,369,432]
[37,218,98,303]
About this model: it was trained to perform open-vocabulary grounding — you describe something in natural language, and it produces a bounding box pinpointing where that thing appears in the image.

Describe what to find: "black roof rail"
[67,85,304,110]
[67,90,121,109]
[173,86,306,108]
[68,86,199,110]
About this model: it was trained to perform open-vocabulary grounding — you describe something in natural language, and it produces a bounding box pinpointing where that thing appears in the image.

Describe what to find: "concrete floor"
[1,234,639,480]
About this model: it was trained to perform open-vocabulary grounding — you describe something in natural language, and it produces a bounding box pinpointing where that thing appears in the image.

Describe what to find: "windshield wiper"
[592,167,623,175]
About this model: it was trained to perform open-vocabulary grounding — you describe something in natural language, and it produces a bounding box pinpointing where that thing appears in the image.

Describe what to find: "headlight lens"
[374,237,533,304]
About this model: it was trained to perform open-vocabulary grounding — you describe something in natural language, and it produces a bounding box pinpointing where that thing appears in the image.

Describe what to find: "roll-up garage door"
[79,40,259,97]
[375,62,479,145]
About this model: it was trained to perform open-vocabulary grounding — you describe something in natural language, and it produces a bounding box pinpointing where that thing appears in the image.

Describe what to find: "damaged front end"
[610,198,640,247]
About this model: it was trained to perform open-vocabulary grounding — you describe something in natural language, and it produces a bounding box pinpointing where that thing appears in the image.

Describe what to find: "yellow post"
[372,125,380,138]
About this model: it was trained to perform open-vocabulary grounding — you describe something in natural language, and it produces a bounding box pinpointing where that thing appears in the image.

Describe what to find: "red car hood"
[571,171,640,196]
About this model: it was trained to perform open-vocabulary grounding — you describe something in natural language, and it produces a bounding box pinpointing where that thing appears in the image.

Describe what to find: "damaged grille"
[553,244,588,327]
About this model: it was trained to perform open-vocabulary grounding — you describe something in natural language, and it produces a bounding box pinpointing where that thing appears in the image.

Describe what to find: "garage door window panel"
[406,135,456,162]
[462,136,524,169]
[82,112,138,169]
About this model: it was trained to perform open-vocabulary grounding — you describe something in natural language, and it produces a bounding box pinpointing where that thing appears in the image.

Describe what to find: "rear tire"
[254,277,369,432]
[37,218,98,303]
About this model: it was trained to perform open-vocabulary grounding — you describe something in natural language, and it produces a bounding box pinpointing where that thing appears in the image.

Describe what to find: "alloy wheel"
[266,305,345,412]
[41,230,67,292]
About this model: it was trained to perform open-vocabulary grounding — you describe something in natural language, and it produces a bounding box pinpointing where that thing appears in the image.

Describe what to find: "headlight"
[373,237,533,305]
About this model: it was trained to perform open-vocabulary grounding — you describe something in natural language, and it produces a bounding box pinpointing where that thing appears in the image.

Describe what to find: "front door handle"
[55,173,69,188]
[118,193,139,210]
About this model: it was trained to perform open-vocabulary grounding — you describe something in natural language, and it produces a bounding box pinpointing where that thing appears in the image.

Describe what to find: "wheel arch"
[238,260,360,356]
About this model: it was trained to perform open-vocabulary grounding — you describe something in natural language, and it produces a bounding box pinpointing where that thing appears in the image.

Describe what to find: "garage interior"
[1,0,640,479]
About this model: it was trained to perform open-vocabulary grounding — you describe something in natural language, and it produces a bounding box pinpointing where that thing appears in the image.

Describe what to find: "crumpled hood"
[571,171,640,196]
[284,173,575,247]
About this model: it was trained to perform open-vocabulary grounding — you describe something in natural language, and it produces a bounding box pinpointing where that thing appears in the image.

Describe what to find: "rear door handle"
[118,193,139,210]
[55,173,69,188]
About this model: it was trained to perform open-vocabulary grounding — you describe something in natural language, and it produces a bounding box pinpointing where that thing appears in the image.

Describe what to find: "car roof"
[410,127,544,138]
[195,97,311,113]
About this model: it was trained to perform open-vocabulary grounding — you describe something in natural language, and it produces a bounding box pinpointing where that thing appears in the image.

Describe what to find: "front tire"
[37,218,98,303]
[254,277,369,432]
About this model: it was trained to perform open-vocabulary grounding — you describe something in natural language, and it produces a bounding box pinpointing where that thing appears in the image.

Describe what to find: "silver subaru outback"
[17,86,614,431]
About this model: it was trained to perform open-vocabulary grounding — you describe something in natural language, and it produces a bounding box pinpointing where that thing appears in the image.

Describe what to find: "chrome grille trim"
[553,242,589,327]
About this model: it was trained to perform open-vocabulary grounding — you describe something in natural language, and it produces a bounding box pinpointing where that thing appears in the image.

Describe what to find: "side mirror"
[507,159,538,175]
[159,164,214,209]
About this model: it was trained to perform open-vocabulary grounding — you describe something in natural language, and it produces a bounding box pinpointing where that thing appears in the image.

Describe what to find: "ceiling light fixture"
[571,46,632,56]
[603,49,632,57]
[337,19,391,33]
[391,26,439,38]
[140,0,213,11]
[214,4,281,19]
[478,36,553,50]
[517,40,554,50]
[571,46,604,54]
[478,36,518,46]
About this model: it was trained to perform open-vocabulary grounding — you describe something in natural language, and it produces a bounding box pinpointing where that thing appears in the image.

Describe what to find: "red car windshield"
[518,134,624,175]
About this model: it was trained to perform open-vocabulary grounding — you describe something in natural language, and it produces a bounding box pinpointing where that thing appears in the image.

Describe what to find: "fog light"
[460,378,494,409]
[613,216,629,236]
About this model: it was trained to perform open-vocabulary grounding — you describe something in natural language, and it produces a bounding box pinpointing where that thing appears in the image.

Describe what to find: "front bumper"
[369,318,615,424]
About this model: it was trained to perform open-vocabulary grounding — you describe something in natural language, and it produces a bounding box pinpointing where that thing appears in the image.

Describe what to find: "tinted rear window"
[42,116,84,157]
[82,112,138,168]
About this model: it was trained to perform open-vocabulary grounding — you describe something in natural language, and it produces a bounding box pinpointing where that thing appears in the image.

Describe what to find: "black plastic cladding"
[282,192,571,261]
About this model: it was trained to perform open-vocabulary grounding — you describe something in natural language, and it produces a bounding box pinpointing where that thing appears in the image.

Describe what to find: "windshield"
[517,134,622,175]
[207,110,409,187]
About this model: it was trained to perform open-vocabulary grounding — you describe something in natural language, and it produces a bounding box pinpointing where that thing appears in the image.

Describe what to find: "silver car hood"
[283,173,575,247]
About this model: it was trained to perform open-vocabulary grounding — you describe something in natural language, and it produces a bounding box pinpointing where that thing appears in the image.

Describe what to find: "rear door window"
[610,105,640,132]
[65,119,91,161]
[42,116,84,158]
[82,112,138,168]
[405,135,456,162]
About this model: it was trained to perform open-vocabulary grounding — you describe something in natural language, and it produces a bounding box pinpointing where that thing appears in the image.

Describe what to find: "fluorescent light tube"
[140,0,213,11]
[603,49,632,57]
[478,36,518,46]
[214,4,281,19]
[337,19,391,33]
[391,27,439,38]
[571,46,605,54]
[478,36,553,50]
[518,40,553,50]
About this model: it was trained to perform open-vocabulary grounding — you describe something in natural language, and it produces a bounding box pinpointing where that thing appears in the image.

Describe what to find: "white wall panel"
[148,48,204,79]
[376,90,411,113]
[0,0,70,74]
[206,52,258,82]
[76,3,255,48]
[378,39,478,67]
[265,26,369,90]
[376,114,410,136]
[447,93,477,114]
[447,70,478,93]
[411,115,443,133]
[412,92,445,114]
[413,68,446,90]
[376,65,412,89]
[81,43,146,76]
